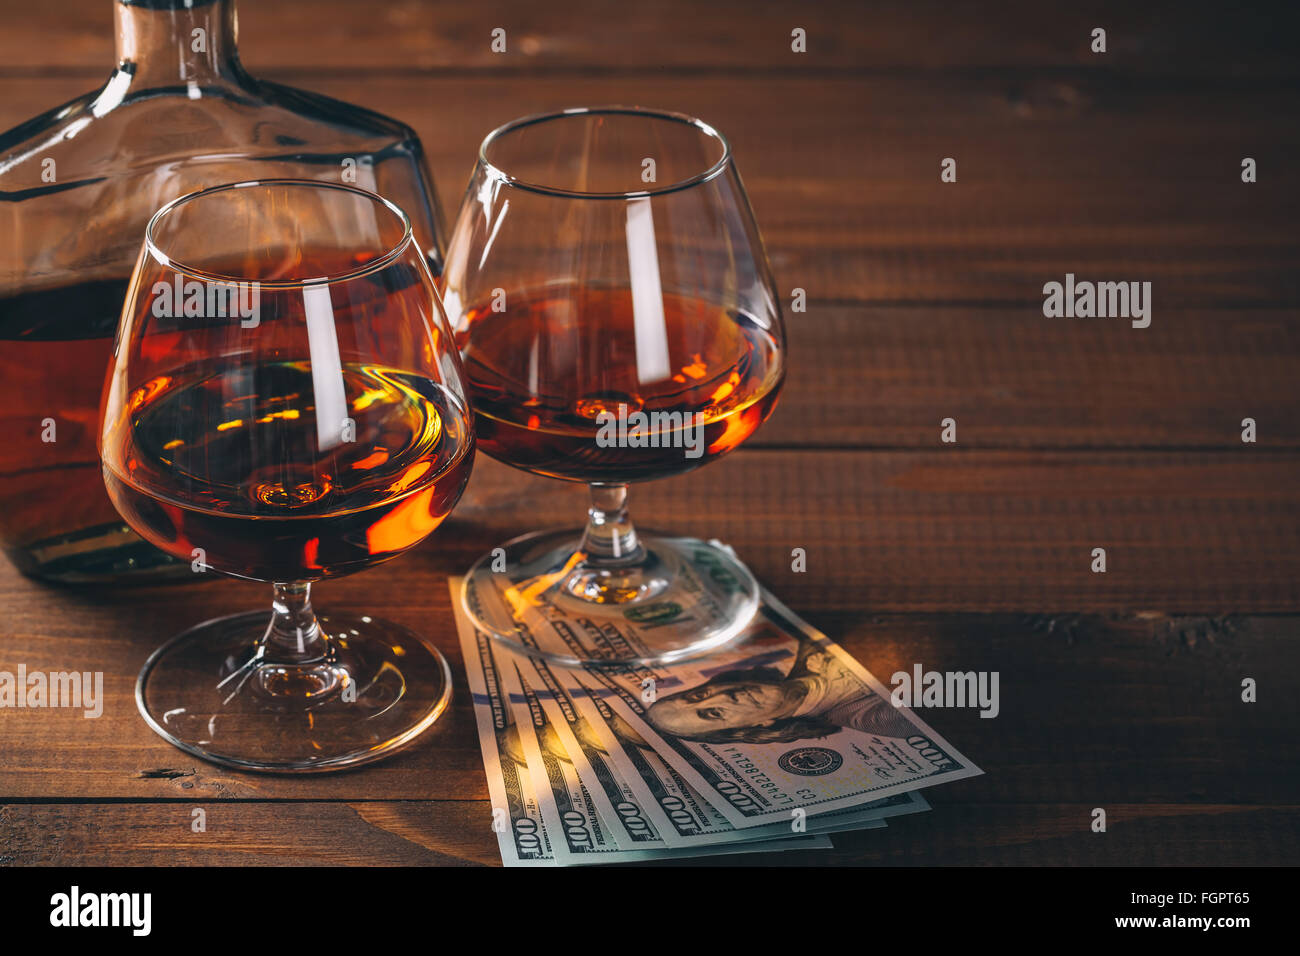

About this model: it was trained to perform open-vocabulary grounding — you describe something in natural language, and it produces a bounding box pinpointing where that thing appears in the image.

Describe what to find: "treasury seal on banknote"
[778,746,844,776]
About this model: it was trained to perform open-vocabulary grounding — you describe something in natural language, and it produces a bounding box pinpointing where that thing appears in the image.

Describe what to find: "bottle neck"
[114,0,243,88]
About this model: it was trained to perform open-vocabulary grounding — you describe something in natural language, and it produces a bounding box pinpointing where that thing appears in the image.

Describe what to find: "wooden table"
[1,0,1297,866]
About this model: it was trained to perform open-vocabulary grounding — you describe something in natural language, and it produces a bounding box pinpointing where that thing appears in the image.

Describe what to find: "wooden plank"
[410,450,1300,614]
[3,801,1295,866]
[0,801,493,866]
[677,804,1300,867]
[765,307,1300,450]
[2,599,1296,799]
[1,1,1296,76]
[3,74,1296,306]
[3,449,1299,618]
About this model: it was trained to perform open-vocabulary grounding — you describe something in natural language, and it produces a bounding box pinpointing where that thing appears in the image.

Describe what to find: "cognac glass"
[100,180,474,771]
[442,107,785,666]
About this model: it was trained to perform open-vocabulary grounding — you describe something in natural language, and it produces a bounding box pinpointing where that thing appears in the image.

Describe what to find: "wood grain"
[2,605,1296,802]
[0,450,1298,631]
[766,307,1300,450]
[1,1,1295,76]
[2,73,1297,307]
[2,611,1295,863]
[4,801,1296,866]
[0,802,494,866]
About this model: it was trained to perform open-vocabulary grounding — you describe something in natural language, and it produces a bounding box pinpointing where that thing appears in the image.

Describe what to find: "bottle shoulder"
[252,78,419,141]
[0,73,421,190]
[0,73,439,288]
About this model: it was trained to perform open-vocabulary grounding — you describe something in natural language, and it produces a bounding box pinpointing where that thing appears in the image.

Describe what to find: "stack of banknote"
[452,552,983,865]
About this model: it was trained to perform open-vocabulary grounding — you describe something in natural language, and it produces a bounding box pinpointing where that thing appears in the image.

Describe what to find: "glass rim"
[143,178,415,288]
[477,106,733,200]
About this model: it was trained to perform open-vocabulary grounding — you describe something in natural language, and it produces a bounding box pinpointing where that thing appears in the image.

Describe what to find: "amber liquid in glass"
[457,285,783,483]
[103,361,473,581]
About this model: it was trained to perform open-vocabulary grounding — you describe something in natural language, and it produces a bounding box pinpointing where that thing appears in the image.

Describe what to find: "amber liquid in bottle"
[457,285,783,483]
[0,280,150,578]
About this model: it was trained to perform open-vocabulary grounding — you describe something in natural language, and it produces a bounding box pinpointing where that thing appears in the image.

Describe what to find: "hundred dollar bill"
[515,646,923,846]
[463,550,982,828]
[498,633,842,861]
[496,654,625,863]
[507,650,678,849]
[455,602,834,864]
[460,573,921,840]
[458,604,557,867]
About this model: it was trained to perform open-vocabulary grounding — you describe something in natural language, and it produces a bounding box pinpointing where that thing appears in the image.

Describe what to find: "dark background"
[0,0,1297,866]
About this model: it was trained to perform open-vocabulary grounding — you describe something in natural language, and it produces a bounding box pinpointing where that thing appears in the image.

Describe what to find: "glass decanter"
[0,0,445,581]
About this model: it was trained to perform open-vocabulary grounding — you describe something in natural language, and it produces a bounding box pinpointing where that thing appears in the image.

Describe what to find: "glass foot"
[136,610,451,772]
[461,530,760,667]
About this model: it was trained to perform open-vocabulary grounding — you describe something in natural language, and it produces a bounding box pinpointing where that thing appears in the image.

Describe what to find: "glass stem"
[264,582,326,662]
[579,483,644,567]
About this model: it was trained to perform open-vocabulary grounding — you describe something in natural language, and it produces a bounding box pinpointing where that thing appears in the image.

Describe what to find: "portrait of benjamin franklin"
[644,635,913,744]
